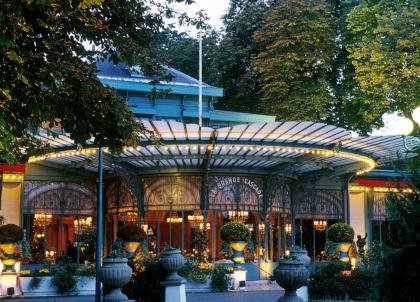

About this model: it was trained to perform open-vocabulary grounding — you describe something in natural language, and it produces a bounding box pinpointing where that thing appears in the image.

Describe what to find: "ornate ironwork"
[143,176,201,211]
[266,175,292,213]
[208,176,263,211]
[23,181,96,215]
[293,189,344,220]
[105,179,137,213]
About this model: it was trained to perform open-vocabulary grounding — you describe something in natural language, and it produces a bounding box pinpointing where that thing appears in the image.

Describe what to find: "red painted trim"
[0,164,26,173]
[355,179,409,188]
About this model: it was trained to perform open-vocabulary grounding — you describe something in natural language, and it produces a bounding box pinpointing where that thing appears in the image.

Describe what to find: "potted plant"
[100,239,132,302]
[0,224,23,272]
[326,223,355,262]
[220,222,250,264]
[117,223,146,258]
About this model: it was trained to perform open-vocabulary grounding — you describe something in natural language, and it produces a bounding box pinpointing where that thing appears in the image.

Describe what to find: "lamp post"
[168,195,174,248]
[398,106,420,151]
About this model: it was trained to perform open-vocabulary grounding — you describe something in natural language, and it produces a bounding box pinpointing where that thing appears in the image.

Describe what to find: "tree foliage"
[159,30,220,86]
[0,0,192,163]
[214,0,269,113]
[253,0,336,122]
[346,0,420,116]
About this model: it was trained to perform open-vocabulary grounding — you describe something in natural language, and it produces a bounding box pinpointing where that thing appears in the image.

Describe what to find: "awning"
[27,120,416,177]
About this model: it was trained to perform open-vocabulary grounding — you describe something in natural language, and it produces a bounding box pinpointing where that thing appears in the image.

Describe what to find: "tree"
[252,0,337,122]
[0,0,192,163]
[159,30,220,86]
[379,149,420,301]
[214,0,269,113]
[346,0,420,117]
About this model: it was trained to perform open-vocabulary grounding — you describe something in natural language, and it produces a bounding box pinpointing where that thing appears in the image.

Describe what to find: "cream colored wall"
[349,191,366,240]
[0,182,22,226]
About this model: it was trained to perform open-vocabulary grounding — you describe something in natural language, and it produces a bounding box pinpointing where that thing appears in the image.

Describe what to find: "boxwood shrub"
[326,223,354,243]
[220,222,250,242]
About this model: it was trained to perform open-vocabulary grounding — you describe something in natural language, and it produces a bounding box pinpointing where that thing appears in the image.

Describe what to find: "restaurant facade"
[0,61,415,271]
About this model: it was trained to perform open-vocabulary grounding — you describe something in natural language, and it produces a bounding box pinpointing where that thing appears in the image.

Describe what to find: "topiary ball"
[220,221,250,242]
[0,224,23,243]
[326,223,355,243]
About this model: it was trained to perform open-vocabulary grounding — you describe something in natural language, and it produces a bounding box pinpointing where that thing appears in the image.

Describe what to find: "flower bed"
[19,276,95,297]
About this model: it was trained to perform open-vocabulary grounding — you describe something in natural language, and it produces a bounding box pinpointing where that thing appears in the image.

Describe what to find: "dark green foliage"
[309,261,348,300]
[159,30,220,86]
[0,0,193,163]
[117,223,146,242]
[122,255,165,302]
[77,227,96,262]
[190,228,209,263]
[377,150,420,302]
[253,0,336,122]
[326,223,355,242]
[220,221,250,242]
[0,224,23,243]
[52,255,78,294]
[214,0,268,113]
[106,238,127,258]
[52,271,77,294]
[309,260,378,301]
[211,266,230,292]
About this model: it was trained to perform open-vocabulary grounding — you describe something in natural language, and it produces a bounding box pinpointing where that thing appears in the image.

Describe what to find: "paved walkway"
[1,291,283,302]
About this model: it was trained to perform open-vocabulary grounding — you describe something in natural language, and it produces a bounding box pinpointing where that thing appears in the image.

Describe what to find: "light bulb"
[412,106,420,126]
[399,118,414,136]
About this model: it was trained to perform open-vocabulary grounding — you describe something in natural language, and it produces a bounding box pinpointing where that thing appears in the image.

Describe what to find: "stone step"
[243,280,283,292]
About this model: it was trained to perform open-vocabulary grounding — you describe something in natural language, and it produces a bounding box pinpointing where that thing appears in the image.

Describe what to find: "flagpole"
[198,31,203,127]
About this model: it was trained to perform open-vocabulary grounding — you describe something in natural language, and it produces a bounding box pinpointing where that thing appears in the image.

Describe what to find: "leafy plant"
[220,222,250,242]
[308,261,349,300]
[326,223,354,243]
[211,266,231,292]
[122,253,165,302]
[77,227,96,262]
[0,224,23,243]
[17,239,32,263]
[52,270,77,294]
[117,223,146,242]
[106,238,127,259]
[75,264,96,276]
[179,257,212,283]
[309,260,380,301]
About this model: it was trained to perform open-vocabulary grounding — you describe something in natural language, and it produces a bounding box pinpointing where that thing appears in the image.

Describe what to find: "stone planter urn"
[123,241,140,258]
[273,258,309,302]
[161,248,185,281]
[290,246,311,267]
[100,257,132,302]
[337,242,352,262]
[229,241,247,264]
[0,243,17,273]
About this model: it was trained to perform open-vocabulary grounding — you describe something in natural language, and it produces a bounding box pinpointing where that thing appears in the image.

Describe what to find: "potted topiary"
[0,224,23,273]
[220,222,250,264]
[326,223,355,262]
[100,239,132,302]
[117,223,146,258]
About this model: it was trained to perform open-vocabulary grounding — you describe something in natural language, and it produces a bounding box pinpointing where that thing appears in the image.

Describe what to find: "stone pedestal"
[161,248,187,302]
[1,273,21,296]
[162,279,187,302]
[231,268,247,290]
[297,286,308,301]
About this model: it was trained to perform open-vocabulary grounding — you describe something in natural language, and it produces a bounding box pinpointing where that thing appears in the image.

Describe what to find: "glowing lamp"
[399,118,414,136]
